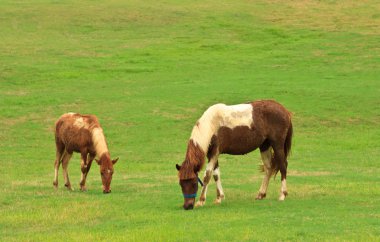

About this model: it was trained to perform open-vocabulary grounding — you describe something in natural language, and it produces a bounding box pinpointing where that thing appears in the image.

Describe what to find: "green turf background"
[1,1,379,241]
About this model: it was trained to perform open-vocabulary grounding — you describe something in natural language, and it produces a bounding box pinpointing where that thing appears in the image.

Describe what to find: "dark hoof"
[65,184,73,191]
[255,193,266,200]
[103,190,111,194]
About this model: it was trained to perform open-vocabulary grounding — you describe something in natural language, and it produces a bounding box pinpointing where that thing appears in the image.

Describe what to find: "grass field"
[1,0,379,241]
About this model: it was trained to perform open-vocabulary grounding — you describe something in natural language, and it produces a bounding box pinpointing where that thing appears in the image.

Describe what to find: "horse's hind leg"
[273,145,287,201]
[256,147,273,200]
[213,163,225,204]
[61,151,73,191]
[53,142,64,189]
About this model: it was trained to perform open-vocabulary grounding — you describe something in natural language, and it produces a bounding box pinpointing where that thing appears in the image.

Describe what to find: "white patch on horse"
[73,117,89,129]
[190,103,253,153]
[221,104,253,129]
[92,128,108,156]
[279,179,287,201]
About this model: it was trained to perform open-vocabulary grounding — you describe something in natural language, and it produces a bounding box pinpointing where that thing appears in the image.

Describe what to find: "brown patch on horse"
[216,125,265,155]
[178,139,205,180]
[207,135,218,160]
[213,173,219,182]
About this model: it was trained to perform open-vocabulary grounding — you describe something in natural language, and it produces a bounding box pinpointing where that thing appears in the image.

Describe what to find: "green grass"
[1,0,379,241]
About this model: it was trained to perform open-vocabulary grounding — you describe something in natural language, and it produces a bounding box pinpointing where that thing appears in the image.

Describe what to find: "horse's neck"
[92,127,109,157]
[190,104,224,153]
[181,140,205,178]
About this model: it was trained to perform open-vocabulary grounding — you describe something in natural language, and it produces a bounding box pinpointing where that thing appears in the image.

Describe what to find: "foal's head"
[96,154,119,193]
[176,164,199,210]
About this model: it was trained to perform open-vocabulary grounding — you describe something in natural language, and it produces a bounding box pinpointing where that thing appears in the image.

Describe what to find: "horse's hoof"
[195,201,205,207]
[214,198,222,205]
[53,182,58,189]
[255,193,266,200]
[279,191,287,201]
[80,186,87,192]
[65,184,74,191]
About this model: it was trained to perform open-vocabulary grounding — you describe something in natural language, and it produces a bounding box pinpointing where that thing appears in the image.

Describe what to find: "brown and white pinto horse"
[176,100,293,210]
[53,113,119,193]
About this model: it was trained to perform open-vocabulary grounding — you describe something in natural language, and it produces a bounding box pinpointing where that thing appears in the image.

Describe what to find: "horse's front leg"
[213,166,225,204]
[196,156,218,207]
[80,153,95,191]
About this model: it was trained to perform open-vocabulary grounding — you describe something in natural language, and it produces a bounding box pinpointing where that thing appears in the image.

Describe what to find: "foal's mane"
[178,140,205,180]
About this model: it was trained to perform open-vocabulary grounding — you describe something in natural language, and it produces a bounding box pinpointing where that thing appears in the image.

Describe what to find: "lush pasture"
[1,0,379,241]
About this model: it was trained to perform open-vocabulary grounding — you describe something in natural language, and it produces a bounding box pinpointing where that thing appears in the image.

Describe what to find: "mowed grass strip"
[0,0,379,241]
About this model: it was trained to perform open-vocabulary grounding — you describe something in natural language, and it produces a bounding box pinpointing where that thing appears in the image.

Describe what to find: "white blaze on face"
[92,128,108,156]
[190,103,253,153]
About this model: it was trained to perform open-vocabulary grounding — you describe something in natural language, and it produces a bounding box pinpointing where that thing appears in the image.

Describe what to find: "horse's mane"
[91,127,109,157]
[178,140,205,180]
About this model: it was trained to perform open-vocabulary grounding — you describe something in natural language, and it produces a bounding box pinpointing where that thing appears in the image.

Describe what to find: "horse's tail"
[284,120,293,159]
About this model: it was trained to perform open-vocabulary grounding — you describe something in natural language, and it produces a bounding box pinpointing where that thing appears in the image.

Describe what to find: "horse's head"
[96,155,119,193]
[176,164,199,210]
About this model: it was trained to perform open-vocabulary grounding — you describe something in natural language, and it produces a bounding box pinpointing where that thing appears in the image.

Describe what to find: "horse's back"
[251,100,292,141]
[56,113,100,131]
[55,113,99,153]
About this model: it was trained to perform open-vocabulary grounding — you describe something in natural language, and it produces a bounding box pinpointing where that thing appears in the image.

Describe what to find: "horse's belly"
[217,126,263,155]
[62,130,93,154]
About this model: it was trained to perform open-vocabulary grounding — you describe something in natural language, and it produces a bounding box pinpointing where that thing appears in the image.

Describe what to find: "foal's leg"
[61,151,73,191]
[53,148,64,189]
[213,164,225,204]
[273,145,287,201]
[80,153,95,191]
[256,148,273,200]
[195,155,219,207]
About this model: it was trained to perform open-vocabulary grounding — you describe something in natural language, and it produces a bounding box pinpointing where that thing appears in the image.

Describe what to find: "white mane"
[190,103,254,153]
[92,127,109,157]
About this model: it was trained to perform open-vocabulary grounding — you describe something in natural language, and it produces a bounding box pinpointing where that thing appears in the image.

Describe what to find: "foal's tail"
[284,120,293,159]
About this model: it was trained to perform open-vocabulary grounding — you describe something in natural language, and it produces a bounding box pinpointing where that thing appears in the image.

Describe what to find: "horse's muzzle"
[183,203,194,210]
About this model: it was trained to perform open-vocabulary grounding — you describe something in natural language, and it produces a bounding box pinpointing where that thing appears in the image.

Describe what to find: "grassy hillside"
[0,0,379,241]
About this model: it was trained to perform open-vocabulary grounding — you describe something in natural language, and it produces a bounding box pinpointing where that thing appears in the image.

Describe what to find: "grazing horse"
[176,100,292,210]
[53,113,119,193]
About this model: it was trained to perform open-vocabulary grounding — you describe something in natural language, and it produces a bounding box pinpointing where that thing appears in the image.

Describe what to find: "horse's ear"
[112,157,119,165]
[176,164,181,171]
[95,159,101,165]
